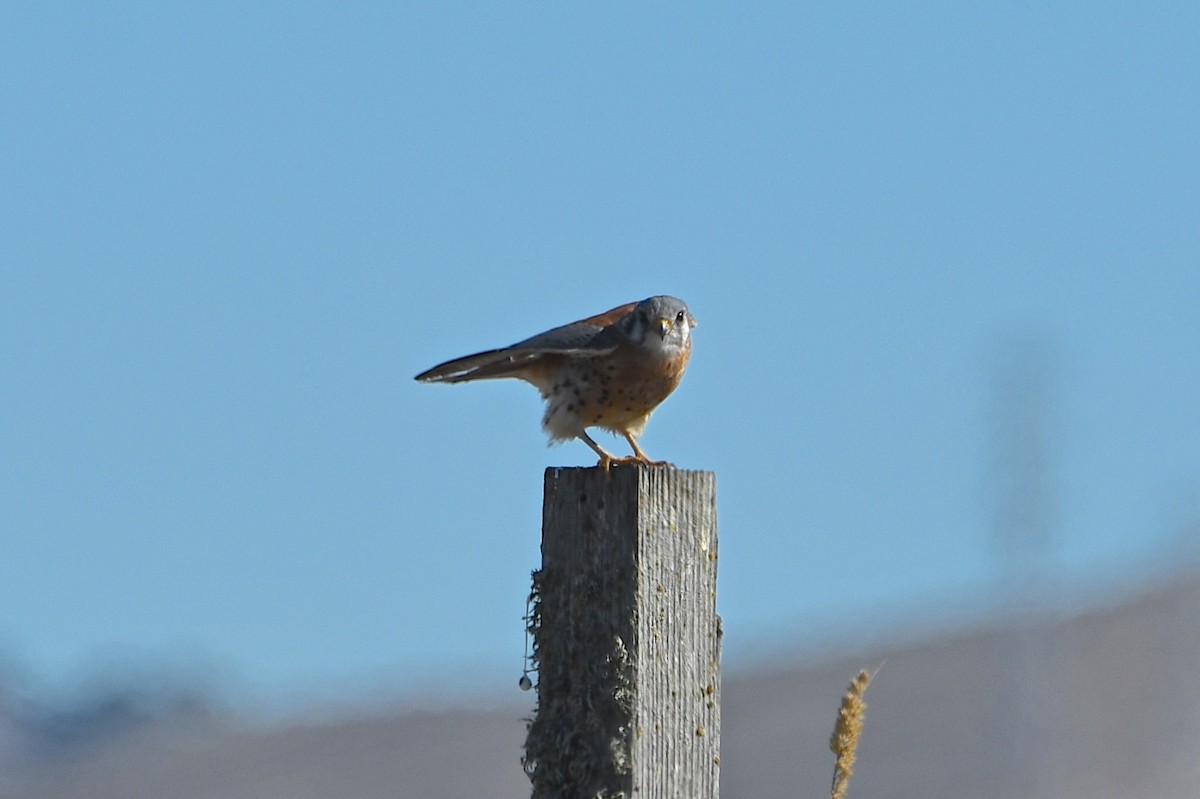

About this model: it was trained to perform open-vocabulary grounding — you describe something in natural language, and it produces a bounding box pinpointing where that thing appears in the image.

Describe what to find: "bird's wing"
[414,301,637,384]
[571,300,639,329]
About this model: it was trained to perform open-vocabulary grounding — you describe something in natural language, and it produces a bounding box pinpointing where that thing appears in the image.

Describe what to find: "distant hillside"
[5,570,1199,799]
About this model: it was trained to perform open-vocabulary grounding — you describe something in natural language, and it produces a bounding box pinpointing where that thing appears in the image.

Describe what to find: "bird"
[415,295,696,469]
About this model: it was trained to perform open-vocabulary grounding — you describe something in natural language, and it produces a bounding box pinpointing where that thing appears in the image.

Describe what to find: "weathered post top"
[524,466,721,799]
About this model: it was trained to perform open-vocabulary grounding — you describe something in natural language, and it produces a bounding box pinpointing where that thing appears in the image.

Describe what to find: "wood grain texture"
[525,466,721,799]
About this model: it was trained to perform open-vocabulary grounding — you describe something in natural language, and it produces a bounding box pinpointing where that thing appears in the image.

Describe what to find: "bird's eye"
[676,310,686,323]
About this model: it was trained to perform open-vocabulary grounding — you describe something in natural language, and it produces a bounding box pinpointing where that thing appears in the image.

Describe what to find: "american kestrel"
[415,295,696,469]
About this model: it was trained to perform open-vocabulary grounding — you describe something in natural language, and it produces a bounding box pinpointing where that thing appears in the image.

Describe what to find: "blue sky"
[2,3,1197,709]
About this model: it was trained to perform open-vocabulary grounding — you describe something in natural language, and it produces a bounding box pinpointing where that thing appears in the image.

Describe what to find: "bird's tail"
[414,349,535,383]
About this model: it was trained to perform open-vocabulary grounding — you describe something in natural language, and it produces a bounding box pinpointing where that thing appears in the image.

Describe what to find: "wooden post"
[524,466,721,799]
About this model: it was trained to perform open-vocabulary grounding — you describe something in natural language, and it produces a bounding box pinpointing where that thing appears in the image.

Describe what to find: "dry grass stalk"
[828,669,872,799]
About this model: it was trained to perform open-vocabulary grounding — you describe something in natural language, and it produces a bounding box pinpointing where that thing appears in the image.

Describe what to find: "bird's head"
[620,295,696,354]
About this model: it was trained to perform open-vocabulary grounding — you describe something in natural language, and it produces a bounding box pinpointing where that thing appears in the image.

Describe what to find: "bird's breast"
[539,342,691,436]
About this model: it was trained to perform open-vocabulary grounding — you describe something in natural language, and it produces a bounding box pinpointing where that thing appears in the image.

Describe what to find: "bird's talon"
[595,455,673,469]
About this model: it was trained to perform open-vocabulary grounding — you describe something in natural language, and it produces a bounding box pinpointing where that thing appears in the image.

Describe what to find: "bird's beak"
[657,318,673,339]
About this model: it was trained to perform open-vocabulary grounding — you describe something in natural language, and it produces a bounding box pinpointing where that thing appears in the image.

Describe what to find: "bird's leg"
[578,431,623,471]
[623,432,671,467]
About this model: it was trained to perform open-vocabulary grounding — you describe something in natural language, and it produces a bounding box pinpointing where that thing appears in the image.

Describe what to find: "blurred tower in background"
[987,337,1059,585]
[985,336,1062,797]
